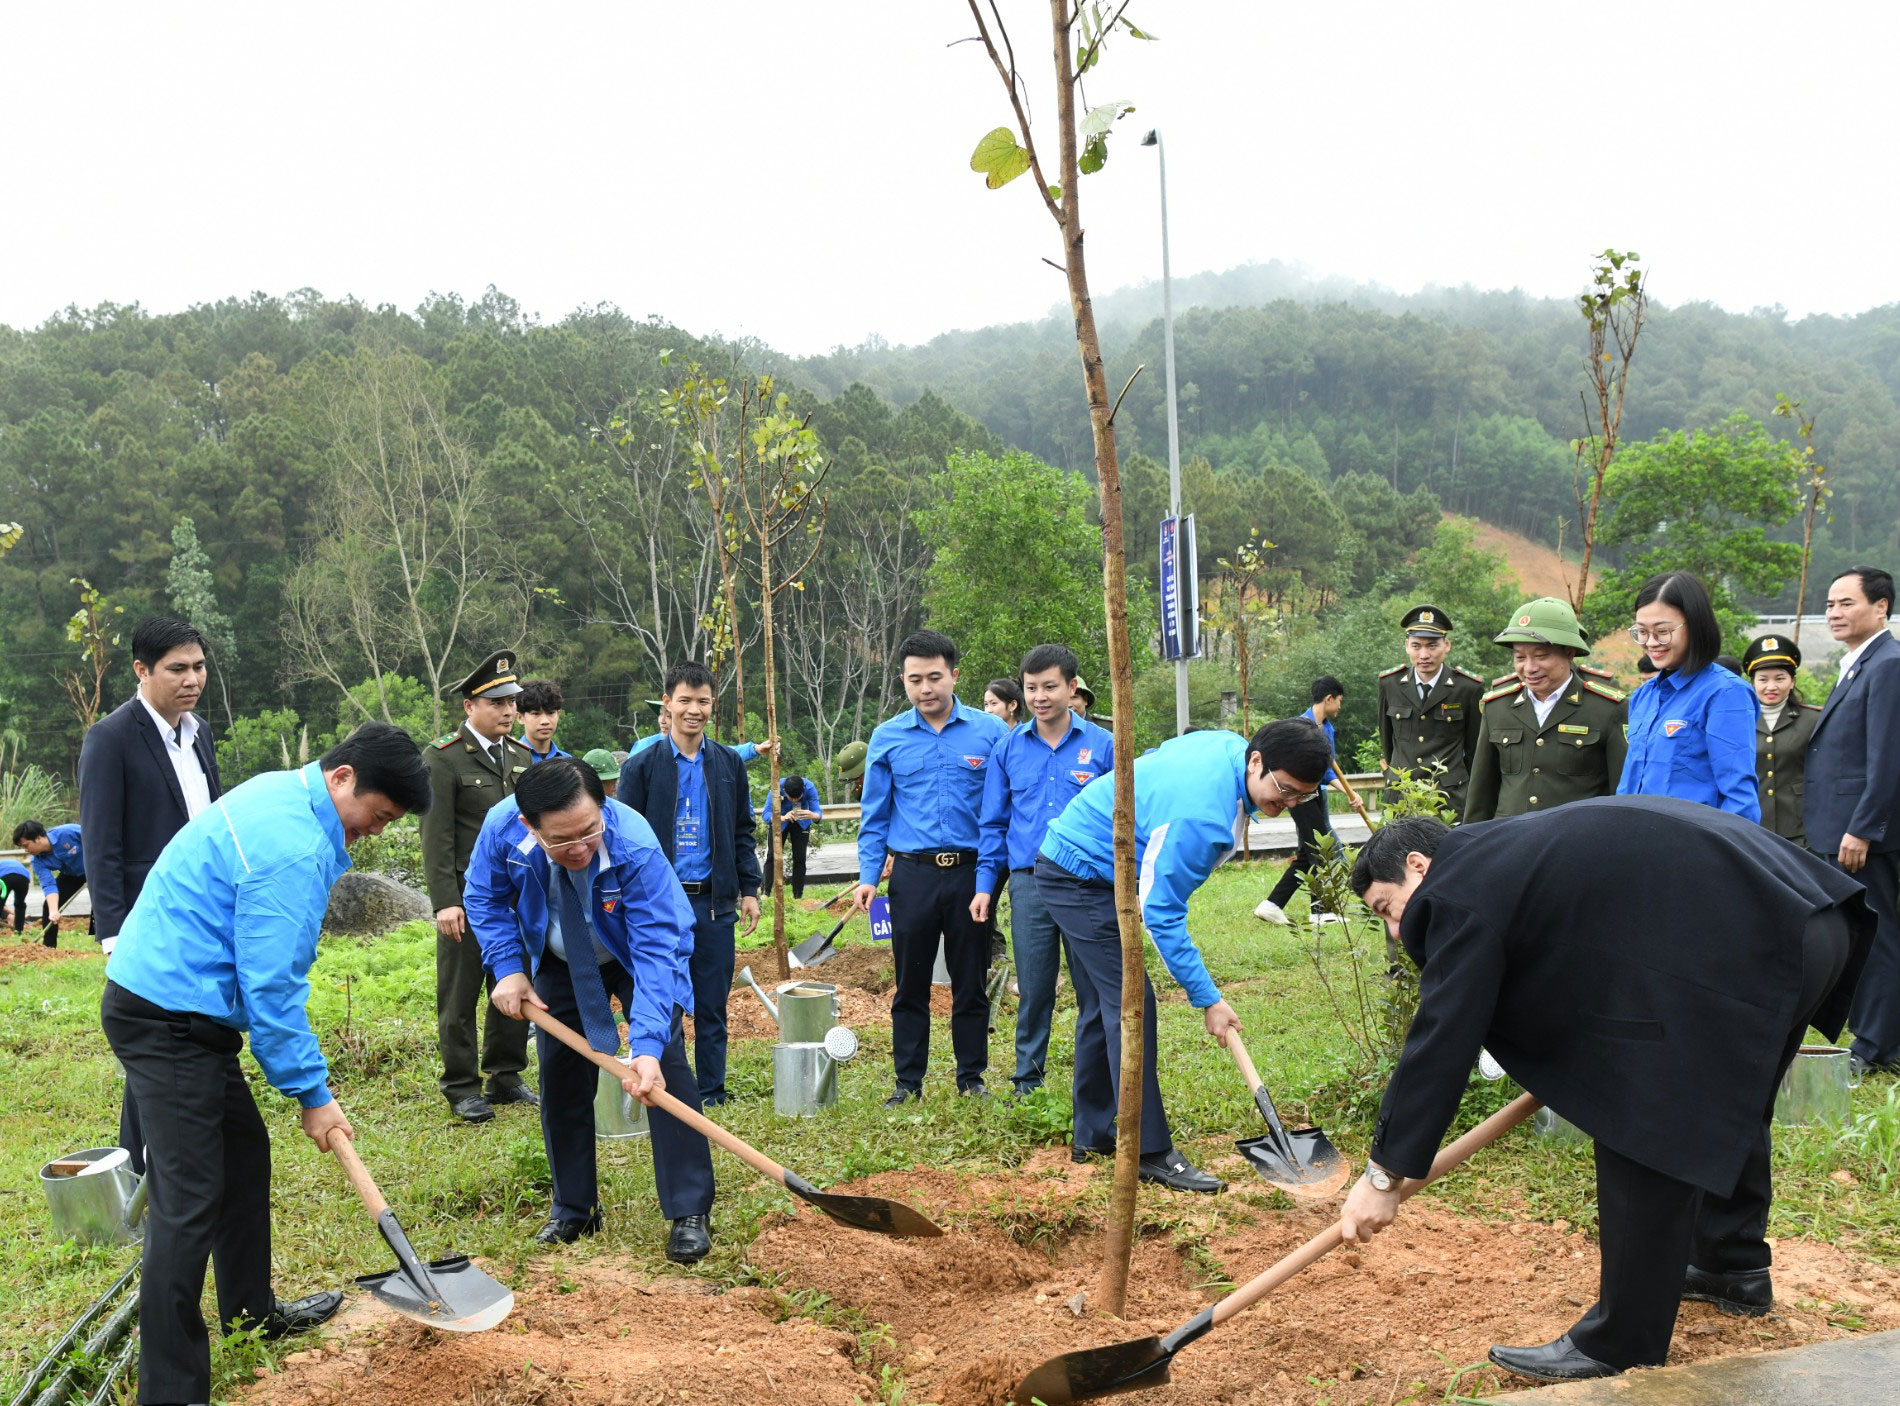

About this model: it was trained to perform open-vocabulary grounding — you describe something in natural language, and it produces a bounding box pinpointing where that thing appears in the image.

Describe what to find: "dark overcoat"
[1369,795,1871,1196]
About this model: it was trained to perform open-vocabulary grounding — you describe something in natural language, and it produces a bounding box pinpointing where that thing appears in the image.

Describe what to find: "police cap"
[1401,604,1452,638]
[1741,634,1802,675]
[451,648,523,699]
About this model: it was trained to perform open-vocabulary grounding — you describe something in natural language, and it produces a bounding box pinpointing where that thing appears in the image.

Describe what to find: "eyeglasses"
[1627,625,1679,646]
[1265,771,1320,807]
[533,825,605,856]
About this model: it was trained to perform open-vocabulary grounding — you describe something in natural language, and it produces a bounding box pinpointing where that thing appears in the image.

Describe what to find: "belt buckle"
[934,852,957,869]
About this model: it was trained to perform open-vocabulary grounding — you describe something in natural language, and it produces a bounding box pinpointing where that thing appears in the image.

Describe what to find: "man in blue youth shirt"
[516,679,573,764]
[854,630,1010,1103]
[469,759,718,1263]
[1258,677,1348,925]
[618,662,762,1105]
[99,723,431,1406]
[972,643,1112,1096]
[1037,719,1333,1191]
[11,818,88,943]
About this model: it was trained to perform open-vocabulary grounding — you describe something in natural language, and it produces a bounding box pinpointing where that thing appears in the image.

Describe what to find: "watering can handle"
[329,1133,391,1220]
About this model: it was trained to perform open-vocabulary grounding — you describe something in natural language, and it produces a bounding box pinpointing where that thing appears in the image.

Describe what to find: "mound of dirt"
[716,943,955,1043]
[242,1264,873,1406]
[0,938,96,969]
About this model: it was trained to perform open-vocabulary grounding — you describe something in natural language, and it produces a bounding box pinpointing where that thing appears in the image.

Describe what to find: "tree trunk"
[760,529,791,981]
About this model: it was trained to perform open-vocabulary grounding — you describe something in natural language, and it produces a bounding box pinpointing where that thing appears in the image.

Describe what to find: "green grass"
[6,868,1899,1402]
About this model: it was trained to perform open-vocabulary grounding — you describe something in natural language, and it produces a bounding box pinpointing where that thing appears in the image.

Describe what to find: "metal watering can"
[40,1147,148,1246]
[739,966,858,1117]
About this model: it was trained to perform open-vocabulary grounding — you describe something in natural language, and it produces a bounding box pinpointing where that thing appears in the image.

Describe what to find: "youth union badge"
[1663,719,1689,737]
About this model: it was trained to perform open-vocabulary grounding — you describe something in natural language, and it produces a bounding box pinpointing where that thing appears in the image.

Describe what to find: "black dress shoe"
[666,1214,712,1265]
[485,1082,539,1107]
[1684,1264,1773,1316]
[260,1289,344,1340]
[1071,1143,1113,1164]
[451,1095,495,1124]
[1487,1335,1621,1383]
[1137,1148,1224,1194]
[958,1083,990,1100]
[533,1211,602,1245]
[883,1088,921,1108]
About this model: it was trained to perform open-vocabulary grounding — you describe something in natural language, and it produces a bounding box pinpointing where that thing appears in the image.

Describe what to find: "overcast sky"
[4,2,1895,355]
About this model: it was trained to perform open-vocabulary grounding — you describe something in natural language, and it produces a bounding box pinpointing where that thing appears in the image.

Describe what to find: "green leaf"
[1079,132,1108,174]
[969,127,1031,189]
[1047,183,1062,201]
[1121,19,1159,39]
[1080,100,1132,138]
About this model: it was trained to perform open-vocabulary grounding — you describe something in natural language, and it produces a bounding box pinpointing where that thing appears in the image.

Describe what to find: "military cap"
[450,648,523,699]
[1742,634,1802,675]
[1401,604,1453,638]
[836,739,869,780]
[644,697,666,711]
[1073,675,1097,706]
[581,748,620,781]
[1493,597,1591,655]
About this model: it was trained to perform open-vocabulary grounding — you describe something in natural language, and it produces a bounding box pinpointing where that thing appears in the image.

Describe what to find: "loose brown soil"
[714,942,955,1043]
[0,931,96,968]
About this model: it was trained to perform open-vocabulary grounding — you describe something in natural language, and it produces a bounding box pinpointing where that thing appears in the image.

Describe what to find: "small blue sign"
[868,894,893,942]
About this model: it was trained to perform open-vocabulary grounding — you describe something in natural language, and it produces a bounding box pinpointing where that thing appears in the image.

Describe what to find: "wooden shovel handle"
[521,1005,791,1188]
[1223,1029,1265,1094]
[329,1132,390,1219]
[1209,1092,1541,1329]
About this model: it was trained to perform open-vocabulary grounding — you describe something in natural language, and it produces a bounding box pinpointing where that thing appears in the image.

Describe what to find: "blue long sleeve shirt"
[1039,729,1251,1010]
[976,715,1115,894]
[464,796,696,1059]
[670,739,712,882]
[1618,663,1761,821]
[524,741,572,765]
[764,780,823,831]
[855,700,1009,884]
[27,823,85,888]
[105,763,348,1109]
[1,857,31,884]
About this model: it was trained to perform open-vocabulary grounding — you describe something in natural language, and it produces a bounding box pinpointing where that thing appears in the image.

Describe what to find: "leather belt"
[896,850,977,869]
[678,880,713,895]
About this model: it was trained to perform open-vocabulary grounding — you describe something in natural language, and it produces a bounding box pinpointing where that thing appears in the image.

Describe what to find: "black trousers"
[3,872,26,933]
[888,854,990,1091]
[436,926,530,1102]
[1838,848,1900,1068]
[101,982,274,1406]
[1566,905,1855,1368]
[41,871,91,943]
[773,823,810,899]
[531,951,715,1223]
[1265,797,1336,910]
[685,897,738,1105]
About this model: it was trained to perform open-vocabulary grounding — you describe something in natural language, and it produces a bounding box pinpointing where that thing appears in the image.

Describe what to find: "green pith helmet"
[835,740,869,780]
[1493,597,1591,655]
[581,748,620,781]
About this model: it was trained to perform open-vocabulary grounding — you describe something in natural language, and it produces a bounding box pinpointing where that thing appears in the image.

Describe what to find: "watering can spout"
[739,965,779,1022]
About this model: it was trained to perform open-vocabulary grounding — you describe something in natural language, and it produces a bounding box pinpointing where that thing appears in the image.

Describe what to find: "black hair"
[1019,642,1079,681]
[1350,817,1451,896]
[320,722,433,814]
[131,617,209,671]
[1633,571,1723,676]
[781,773,805,800]
[11,819,48,846]
[1714,654,1743,676]
[1310,675,1345,704]
[663,661,717,697]
[515,756,604,825]
[896,629,958,671]
[1248,717,1332,785]
[984,677,1024,718]
[517,679,564,713]
[1835,565,1896,614]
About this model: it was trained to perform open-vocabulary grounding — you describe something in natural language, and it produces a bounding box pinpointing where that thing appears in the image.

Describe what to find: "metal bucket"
[41,1148,145,1246]
[593,1060,651,1140]
[1774,1044,1856,1127]
[775,982,838,1044]
[773,1042,840,1117]
[1531,1107,1590,1146]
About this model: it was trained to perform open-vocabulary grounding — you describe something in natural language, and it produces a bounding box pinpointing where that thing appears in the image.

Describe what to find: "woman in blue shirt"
[1618,572,1761,820]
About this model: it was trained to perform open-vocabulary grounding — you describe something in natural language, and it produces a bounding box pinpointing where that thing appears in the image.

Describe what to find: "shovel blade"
[789,920,846,968]
[1236,1127,1352,1201]
[356,1254,514,1333]
[1016,1335,1172,1404]
[802,1189,944,1238]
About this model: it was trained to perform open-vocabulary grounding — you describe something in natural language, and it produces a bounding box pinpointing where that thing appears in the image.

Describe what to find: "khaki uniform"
[1756,703,1821,845]
[1378,664,1485,814]
[422,726,534,1103]
[1464,674,1629,823]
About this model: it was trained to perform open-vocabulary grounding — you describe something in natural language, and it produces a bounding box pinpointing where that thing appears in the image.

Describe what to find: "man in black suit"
[1339,801,1869,1383]
[617,662,761,1105]
[79,617,223,1175]
[1804,566,1900,1073]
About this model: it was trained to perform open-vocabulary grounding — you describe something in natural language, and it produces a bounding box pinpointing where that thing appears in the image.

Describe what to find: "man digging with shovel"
[1341,800,1871,1382]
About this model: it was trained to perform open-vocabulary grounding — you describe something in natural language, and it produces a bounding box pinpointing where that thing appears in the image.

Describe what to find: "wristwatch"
[1365,1162,1394,1192]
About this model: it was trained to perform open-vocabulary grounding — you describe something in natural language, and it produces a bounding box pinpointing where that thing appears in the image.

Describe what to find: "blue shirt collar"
[902,698,974,732]
[668,735,707,764]
[299,761,352,869]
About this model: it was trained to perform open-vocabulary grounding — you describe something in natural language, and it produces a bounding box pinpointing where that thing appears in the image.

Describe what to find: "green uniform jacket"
[1756,702,1821,845]
[419,727,533,911]
[1464,673,1628,823]
[1378,663,1485,809]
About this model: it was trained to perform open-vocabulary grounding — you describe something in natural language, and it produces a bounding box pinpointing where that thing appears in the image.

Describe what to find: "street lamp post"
[1142,128,1189,736]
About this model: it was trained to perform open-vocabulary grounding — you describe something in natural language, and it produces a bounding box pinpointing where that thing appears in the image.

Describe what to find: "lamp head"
[1141,129,1159,146]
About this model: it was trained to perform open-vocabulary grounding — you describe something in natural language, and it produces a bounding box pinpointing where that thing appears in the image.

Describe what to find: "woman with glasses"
[1617,572,1761,819]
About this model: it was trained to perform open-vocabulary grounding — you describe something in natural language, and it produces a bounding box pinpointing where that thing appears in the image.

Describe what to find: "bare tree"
[1566,249,1647,608]
[1773,394,1831,622]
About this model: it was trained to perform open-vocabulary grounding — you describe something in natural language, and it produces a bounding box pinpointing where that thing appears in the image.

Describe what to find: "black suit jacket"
[1369,796,1871,1196]
[617,738,761,912]
[1804,629,1900,854]
[77,695,223,938]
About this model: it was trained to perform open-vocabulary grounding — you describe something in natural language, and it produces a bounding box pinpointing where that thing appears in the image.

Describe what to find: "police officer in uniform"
[1742,635,1820,845]
[836,739,869,802]
[423,649,536,1123]
[1465,598,1628,824]
[1377,605,1485,816]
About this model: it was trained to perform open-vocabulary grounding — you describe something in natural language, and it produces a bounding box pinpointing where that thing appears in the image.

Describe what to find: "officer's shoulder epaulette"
[1482,679,1524,705]
[1583,678,1627,704]
[1577,663,1616,681]
[1490,672,1517,688]
[1453,664,1486,685]
[502,735,531,752]
[432,733,459,750]
[1378,664,1406,679]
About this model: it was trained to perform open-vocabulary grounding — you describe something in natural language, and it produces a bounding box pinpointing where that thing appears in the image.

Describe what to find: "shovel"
[524,1005,942,1238]
[1016,1093,1542,1404]
[330,1134,514,1332]
[789,905,856,968]
[1223,1031,1350,1201]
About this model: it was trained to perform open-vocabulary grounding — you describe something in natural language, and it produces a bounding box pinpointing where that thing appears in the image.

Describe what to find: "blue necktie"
[556,869,622,1055]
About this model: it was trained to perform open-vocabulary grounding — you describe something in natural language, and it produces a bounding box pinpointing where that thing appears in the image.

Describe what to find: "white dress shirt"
[1838,632,1881,679]
[1528,671,1574,729]
[138,691,213,819]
